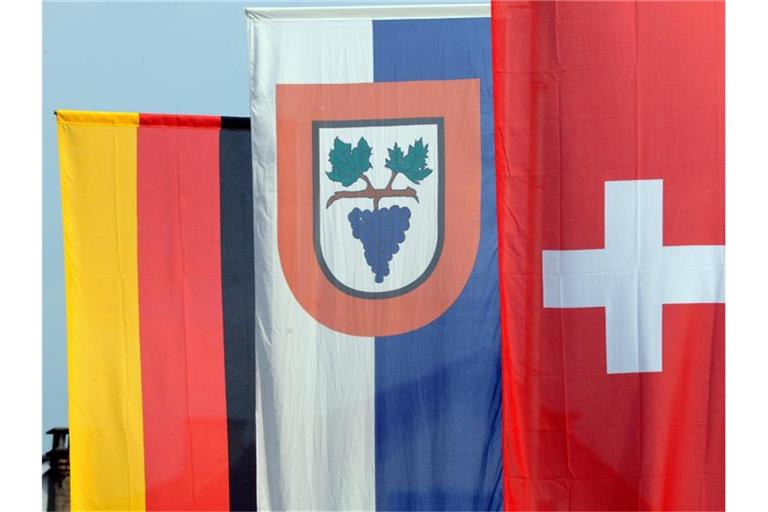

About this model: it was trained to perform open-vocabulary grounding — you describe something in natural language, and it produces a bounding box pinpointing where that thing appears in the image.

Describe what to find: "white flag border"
[245,3,489,21]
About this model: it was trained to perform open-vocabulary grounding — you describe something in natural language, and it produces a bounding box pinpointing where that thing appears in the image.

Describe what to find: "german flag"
[57,111,256,511]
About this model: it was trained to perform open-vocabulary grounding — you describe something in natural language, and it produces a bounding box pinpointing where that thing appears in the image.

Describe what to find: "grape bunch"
[348,206,411,283]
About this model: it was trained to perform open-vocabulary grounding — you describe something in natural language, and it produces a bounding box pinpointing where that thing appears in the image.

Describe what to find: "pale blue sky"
[42,0,486,451]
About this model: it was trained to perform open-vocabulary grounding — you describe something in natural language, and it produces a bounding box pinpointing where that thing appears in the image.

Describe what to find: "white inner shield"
[317,124,440,294]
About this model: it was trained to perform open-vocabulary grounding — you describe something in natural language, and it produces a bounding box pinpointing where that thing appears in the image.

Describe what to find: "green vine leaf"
[326,137,372,187]
[384,138,433,184]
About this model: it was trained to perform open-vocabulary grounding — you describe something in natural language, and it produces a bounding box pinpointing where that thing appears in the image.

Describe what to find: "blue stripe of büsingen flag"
[372,17,503,511]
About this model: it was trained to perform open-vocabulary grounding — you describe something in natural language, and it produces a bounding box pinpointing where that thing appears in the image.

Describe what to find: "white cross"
[542,179,725,374]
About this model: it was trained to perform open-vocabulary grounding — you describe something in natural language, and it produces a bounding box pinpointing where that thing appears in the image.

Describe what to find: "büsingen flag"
[246,4,501,510]
[58,112,257,511]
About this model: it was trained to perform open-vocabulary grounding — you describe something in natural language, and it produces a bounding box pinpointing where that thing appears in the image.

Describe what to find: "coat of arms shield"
[277,80,481,336]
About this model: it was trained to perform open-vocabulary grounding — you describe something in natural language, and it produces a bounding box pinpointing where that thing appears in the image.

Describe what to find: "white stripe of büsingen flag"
[247,13,376,512]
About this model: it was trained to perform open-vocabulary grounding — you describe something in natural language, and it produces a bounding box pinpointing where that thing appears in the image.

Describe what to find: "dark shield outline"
[312,117,445,300]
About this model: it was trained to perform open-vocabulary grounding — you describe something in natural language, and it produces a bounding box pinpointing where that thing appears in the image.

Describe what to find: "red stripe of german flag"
[138,113,228,510]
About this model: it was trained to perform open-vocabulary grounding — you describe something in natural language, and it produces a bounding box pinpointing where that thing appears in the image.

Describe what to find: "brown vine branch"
[326,170,418,210]
[360,174,374,190]
[325,186,418,209]
[384,171,397,190]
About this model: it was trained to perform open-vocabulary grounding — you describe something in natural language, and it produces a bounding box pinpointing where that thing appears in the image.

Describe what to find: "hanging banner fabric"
[491,1,725,509]
[246,5,502,510]
[58,111,256,511]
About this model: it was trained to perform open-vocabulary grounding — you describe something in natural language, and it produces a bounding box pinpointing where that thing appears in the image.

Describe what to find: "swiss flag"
[492,1,724,510]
